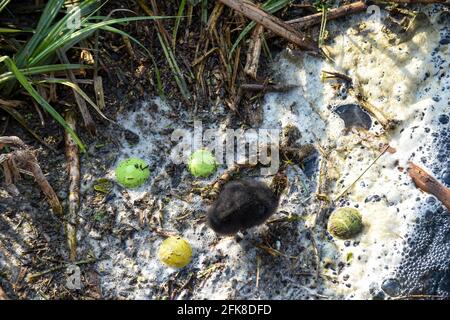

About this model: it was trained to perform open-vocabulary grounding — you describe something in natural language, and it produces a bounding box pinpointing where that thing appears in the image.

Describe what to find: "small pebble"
[381,278,402,297]
[438,114,449,125]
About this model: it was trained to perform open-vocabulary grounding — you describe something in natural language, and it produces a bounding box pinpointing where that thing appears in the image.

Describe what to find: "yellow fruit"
[158,236,192,268]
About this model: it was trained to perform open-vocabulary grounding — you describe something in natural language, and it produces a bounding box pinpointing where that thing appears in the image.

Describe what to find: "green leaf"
[36,77,112,123]
[0,28,26,33]
[0,63,91,84]
[173,0,187,49]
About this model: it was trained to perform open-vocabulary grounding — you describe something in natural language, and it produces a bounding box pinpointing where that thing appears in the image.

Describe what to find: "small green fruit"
[115,158,150,188]
[158,236,192,268]
[327,207,363,239]
[188,149,217,178]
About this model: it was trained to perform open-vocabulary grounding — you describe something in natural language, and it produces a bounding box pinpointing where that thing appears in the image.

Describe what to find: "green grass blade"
[97,25,165,97]
[14,0,65,68]
[0,55,85,152]
[36,77,112,123]
[156,31,191,102]
[201,0,208,24]
[0,63,91,84]
[30,16,171,67]
[32,0,101,61]
[0,28,26,33]
[172,0,187,49]
[0,0,10,13]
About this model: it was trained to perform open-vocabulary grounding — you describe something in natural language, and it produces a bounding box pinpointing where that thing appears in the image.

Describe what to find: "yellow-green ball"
[327,207,363,239]
[115,158,150,188]
[158,236,192,268]
[188,149,217,178]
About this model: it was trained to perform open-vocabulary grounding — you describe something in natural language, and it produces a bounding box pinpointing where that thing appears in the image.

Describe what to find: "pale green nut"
[158,236,192,268]
[115,158,150,188]
[188,149,217,178]
[327,207,363,239]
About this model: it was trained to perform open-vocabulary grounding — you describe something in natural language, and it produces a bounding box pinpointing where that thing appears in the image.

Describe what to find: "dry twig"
[408,162,450,211]
[244,24,265,79]
[0,136,63,214]
[383,0,449,3]
[218,0,320,54]
[0,286,9,300]
[65,111,80,261]
[287,1,367,29]
[57,50,96,135]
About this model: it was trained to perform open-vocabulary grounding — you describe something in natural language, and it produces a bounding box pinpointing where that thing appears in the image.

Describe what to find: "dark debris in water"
[333,104,372,131]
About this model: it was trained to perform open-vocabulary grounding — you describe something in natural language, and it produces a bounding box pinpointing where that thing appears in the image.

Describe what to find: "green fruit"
[327,207,363,239]
[115,158,150,188]
[188,149,217,178]
[158,236,192,268]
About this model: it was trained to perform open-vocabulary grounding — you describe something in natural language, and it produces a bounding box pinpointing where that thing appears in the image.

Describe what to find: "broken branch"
[0,136,63,215]
[218,0,320,53]
[57,50,96,135]
[287,1,368,30]
[408,162,450,211]
[244,24,265,79]
[241,83,299,93]
[65,111,80,261]
[0,285,9,300]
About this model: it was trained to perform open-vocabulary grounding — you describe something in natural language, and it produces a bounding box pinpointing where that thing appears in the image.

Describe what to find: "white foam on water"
[260,7,448,299]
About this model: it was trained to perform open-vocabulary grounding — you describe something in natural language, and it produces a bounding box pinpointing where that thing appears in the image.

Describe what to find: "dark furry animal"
[207,179,279,235]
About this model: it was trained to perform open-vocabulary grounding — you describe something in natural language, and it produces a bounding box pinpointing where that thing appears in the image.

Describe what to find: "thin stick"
[0,136,62,214]
[408,162,450,211]
[381,0,449,3]
[392,294,446,300]
[241,83,299,92]
[93,76,105,110]
[334,144,390,202]
[24,150,63,214]
[350,85,395,130]
[218,0,320,53]
[192,47,218,67]
[244,24,264,79]
[57,50,96,135]
[256,255,261,289]
[309,229,321,287]
[0,286,9,300]
[26,259,96,283]
[65,111,80,261]
[287,1,368,29]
